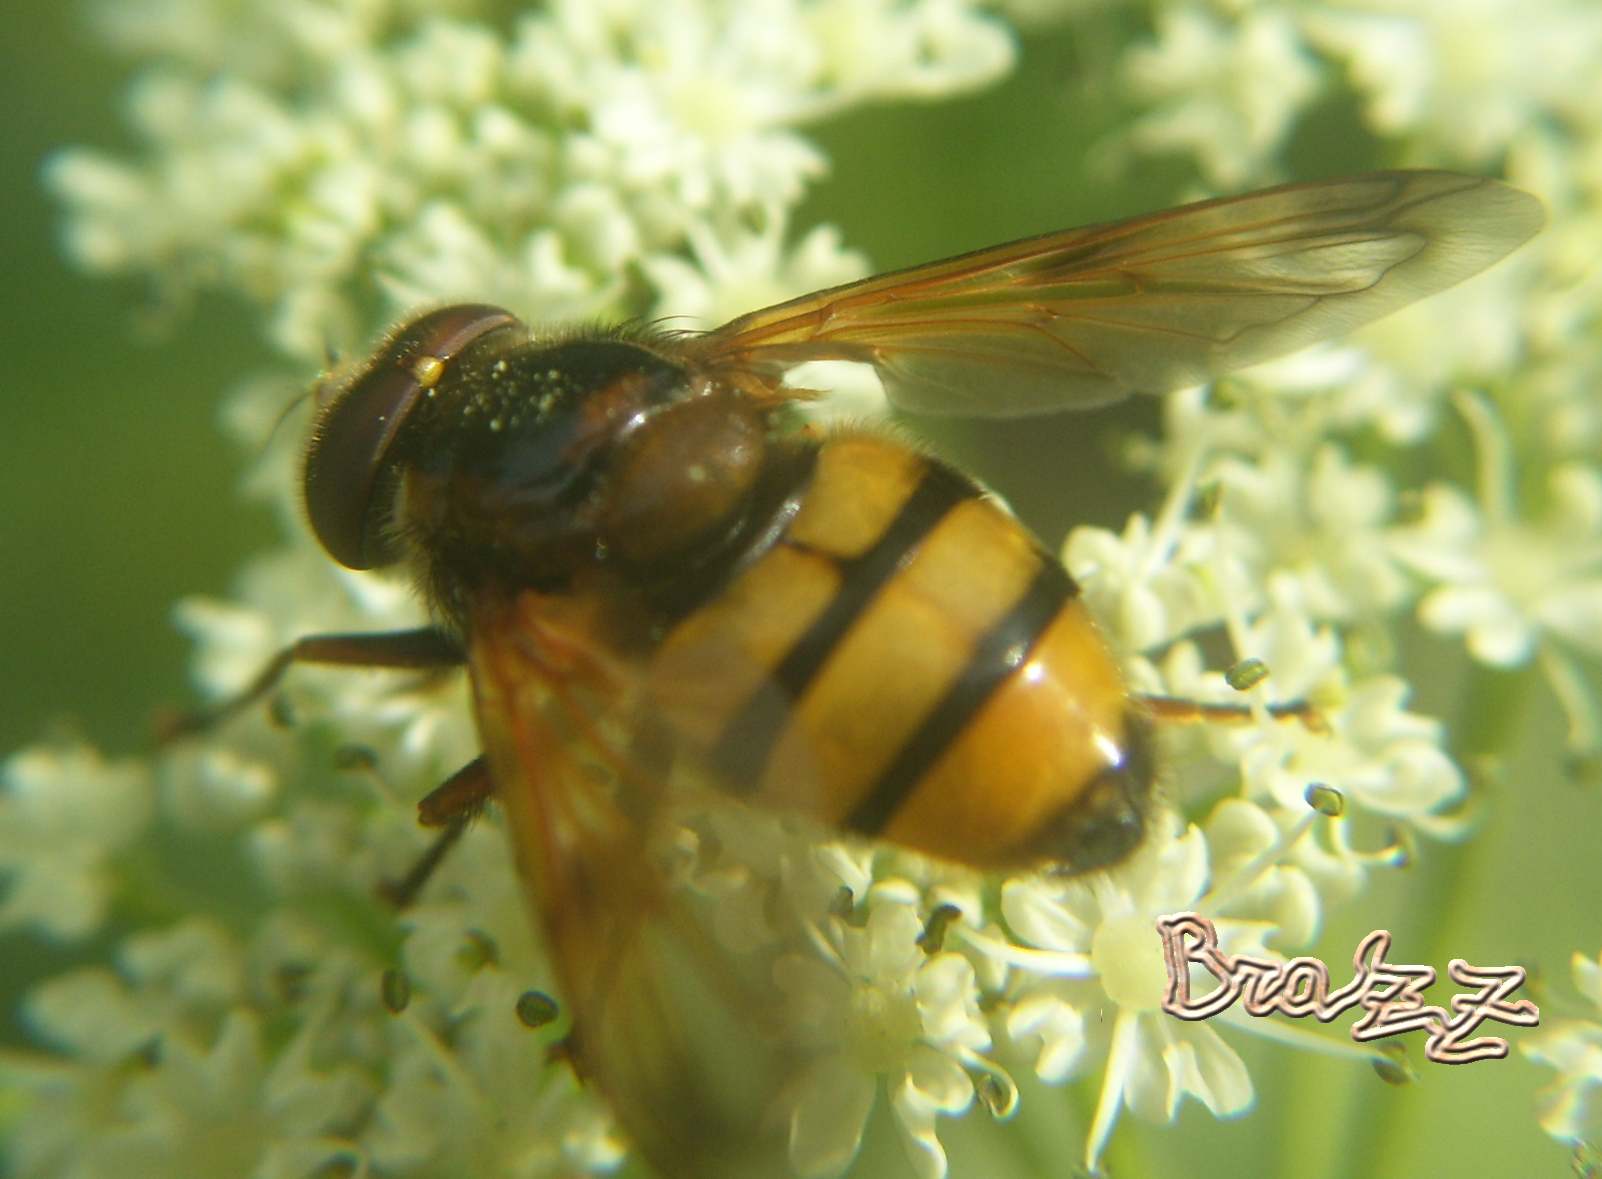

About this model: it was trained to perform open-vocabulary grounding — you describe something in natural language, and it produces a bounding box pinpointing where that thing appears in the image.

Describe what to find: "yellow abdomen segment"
[650,432,1148,872]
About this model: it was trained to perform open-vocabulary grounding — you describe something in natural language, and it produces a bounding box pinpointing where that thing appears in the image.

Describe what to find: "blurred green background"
[0,4,278,759]
[3,5,1600,1178]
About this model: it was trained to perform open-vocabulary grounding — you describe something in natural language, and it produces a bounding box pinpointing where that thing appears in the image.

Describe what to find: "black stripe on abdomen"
[843,559,1074,837]
[712,461,974,790]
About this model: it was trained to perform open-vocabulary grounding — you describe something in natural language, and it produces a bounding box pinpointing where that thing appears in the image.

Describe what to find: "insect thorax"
[389,331,777,627]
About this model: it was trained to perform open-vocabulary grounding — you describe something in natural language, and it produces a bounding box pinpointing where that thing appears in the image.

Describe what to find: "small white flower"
[1115,6,1321,187]
[368,973,623,1178]
[1064,497,1230,656]
[13,1010,374,1179]
[1393,470,1602,667]
[778,893,990,1179]
[1207,443,1412,621]
[1328,262,1540,444]
[1390,394,1602,748]
[642,214,869,331]
[1201,797,1327,946]
[160,745,279,831]
[22,918,246,1067]
[802,0,1015,102]
[0,743,152,938]
[376,207,619,328]
[1524,949,1602,1147]
[1300,0,1602,164]
[1160,598,1465,830]
[997,821,1261,1174]
[397,821,551,1011]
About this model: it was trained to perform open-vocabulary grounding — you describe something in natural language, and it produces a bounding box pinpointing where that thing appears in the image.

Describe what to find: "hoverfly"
[186,171,1540,1177]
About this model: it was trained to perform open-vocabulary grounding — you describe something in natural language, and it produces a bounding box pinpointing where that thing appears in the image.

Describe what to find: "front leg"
[159,626,464,740]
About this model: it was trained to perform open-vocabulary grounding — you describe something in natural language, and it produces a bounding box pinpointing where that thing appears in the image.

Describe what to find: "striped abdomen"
[648,433,1152,873]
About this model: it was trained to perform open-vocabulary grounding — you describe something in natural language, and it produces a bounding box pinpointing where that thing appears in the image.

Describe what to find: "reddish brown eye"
[303,304,522,569]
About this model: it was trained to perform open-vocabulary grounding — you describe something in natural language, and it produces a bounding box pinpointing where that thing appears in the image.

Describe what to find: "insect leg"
[1138,692,1327,733]
[415,753,495,828]
[158,626,464,740]
[378,757,494,908]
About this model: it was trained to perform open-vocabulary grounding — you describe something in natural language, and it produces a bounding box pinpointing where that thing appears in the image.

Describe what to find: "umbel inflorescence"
[6,2,1601,1177]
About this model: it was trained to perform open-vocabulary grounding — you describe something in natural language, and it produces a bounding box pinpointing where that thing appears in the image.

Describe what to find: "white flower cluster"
[9,0,1599,1178]
[46,0,1013,361]
[1101,0,1602,671]
[1085,0,1602,1166]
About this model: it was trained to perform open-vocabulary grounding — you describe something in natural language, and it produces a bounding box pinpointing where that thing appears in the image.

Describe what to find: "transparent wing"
[687,170,1542,417]
[467,593,817,1179]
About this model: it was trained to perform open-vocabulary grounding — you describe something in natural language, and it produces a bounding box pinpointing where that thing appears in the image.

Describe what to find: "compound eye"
[303,304,521,569]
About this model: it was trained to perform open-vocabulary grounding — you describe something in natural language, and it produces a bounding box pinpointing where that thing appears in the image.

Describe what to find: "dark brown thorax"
[302,306,778,629]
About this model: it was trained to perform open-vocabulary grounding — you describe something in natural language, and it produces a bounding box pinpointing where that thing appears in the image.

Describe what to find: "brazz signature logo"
[1156,913,1540,1064]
